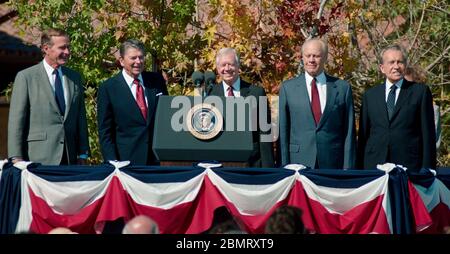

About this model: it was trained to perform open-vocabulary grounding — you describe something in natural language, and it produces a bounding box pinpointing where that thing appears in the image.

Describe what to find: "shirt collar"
[122,69,143,88]
[305,71,326,86]
[386,78,404,90]
[222,77,241,91]
[43,59,61,77]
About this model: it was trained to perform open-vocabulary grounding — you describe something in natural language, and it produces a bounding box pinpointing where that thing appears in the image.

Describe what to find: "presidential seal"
[186,103,223,140]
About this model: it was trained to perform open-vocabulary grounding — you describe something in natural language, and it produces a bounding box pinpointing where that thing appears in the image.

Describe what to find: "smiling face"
[43,35,70,69]
[380,49,406,83]
[302,40,326,77]
[120,47,145,78]
[216,52,239,86]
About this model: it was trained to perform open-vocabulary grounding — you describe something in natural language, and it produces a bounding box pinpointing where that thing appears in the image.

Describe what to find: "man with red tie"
[97,39,168,165]
[279,38,356,169]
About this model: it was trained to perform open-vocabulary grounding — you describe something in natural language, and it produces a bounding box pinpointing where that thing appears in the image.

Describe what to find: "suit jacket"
[208,80,275,168]
[97,71,168,165]
[357,79,436,171]
[279,73,356,169]
[8,62,89,165]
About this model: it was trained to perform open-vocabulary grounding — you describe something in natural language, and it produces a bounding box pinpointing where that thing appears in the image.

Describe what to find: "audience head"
[208,218,247,234]
[443,226,450,234]
[265,205,307,234]
[48,227,78,234]
[122,215,159,234]
[404,65,427,83]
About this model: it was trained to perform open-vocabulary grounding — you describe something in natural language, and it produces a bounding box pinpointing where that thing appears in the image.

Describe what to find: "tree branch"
[300,28,308,38]
[431,4,450,15]
[409,2,426,52]
[425,44,450,71]
[307,0,328,39]
[316,0,328,19]
[358,14,382,58]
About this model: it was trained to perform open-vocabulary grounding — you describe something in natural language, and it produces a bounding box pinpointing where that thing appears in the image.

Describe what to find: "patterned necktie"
[54,69,65,115]
[310,77,321,125]
[227,86,234,97]
[133,79,147,121]
[387,85,397,120]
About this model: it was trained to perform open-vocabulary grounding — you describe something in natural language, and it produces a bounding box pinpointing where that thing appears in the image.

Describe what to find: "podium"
[153,96,255,166]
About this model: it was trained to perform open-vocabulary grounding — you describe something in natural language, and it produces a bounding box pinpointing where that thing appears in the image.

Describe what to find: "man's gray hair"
[216,48,240,67]
[119,39,145,57]
[301,38,328,59]
[379,44,408,64]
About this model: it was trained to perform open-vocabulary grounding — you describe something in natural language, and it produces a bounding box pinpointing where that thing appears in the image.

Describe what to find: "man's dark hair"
[208,219,246,234]
[265,205,306,234]
[119,39,145,57]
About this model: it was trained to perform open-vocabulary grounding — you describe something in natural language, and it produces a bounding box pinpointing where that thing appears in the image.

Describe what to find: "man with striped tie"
[357,44,436,171]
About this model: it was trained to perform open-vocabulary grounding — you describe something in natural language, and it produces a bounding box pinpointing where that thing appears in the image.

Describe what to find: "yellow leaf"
[203,24,217,46]
[114,30,124,41]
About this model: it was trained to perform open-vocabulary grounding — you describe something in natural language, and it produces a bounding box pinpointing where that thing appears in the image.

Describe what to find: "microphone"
[204,71,216,96]
[204,71,216,86]
[191,71,204,87]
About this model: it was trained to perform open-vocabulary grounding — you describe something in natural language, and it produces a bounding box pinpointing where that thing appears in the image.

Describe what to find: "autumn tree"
[9,0,203,163]
[7,0,449,165]
[341,0,450,165]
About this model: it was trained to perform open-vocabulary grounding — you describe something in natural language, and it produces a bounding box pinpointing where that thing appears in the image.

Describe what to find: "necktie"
[310,77,321,125]
[387,85,397,120]
[227,86,234,97]
[54,69,65,115]
[133,79,147,121]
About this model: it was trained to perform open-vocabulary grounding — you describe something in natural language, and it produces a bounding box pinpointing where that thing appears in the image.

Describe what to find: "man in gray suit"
[279,38,356,169]
[8,28,89,165]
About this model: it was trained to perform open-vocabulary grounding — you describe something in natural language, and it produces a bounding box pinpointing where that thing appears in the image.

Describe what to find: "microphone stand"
[203,83,212,97]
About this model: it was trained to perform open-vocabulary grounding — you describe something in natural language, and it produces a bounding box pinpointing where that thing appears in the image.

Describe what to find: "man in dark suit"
[97,39,168,165]
[357,44,436,171]
[8,28,89,165]
[279,38,356,169]
[208,48,274,168]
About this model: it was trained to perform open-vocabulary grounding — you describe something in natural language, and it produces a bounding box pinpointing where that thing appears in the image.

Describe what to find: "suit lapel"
[390,80,412,121]
[61,67,74,120]
[143,77,156,125]
[374,84,390,124]
[317,75,338,129]
[240,80,251,97]
[38,63,61,116]
[117,74,147,123]
[210,83,225,96]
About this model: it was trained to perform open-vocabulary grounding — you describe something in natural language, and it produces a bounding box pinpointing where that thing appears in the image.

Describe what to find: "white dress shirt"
[385,78,403,104]
[305,72,327,113]
[122,70,148,106]
[222,77,241,97]
[43,59,68,107]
